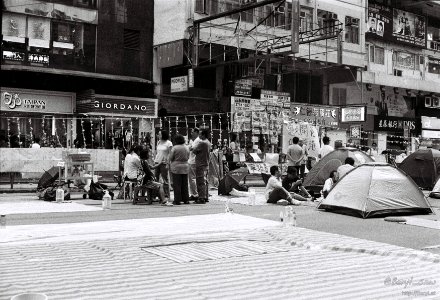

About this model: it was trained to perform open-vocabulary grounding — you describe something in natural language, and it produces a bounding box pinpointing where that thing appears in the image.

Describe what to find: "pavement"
[0,189,439,299]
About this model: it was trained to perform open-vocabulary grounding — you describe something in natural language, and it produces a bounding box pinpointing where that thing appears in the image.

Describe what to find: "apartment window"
[300,7,313,33]
[317,10,338,36]
[368,45,384,65]
[332,87,347,106]
[123,29,140,50]
[345,16,359,44]
[195,0,208,14]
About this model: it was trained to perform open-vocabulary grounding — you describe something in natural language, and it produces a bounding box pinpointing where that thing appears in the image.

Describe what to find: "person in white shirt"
[266,165,294,204]
[337,157,355,180]
[188,128,200,200]
[318,136,334,160]
[124,145,142,180]
[154,130,173,199]
[31,137,41,149]
[322,170,338,198]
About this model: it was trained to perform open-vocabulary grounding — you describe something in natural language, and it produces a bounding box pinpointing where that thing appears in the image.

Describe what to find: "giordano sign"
[0,88,74,114]
[76,94,158,118]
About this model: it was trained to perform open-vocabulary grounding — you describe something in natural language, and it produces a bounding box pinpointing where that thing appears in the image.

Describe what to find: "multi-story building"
[154,0,367,147]
[330,0,440,151]
[1,0,157,150]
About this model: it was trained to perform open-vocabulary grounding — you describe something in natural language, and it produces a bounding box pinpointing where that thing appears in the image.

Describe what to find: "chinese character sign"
[282,121,320,158]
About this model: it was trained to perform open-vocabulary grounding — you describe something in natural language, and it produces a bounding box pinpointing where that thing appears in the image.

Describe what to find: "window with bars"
[195,0,208,14]
[345,16,359,44]
[123,29,140,49]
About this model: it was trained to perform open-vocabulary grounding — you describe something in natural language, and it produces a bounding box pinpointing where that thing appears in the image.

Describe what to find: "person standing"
[286,137,303,175]
[193,129,211,204]
[153,130,173,200]
[298,139,308,179]
[169,134,190,205]
[318,136,334,160]
[229,133,240,171]
[188,128,200,201]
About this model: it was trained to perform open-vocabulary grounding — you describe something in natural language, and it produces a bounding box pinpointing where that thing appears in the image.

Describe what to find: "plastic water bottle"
[56,187,64,203]
[102,190,112,210]
[292,210,297,227]
[225,199,233,214]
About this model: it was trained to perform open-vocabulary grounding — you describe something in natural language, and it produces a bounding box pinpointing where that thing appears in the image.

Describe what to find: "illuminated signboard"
[341,106,366,122]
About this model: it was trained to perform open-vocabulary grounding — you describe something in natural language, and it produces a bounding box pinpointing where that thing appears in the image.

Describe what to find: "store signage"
[422,116,440,130]
[350,125,362,139]
[0,88,74,114]
[28,53,49,64]
[261,90,290,108]
[76,95,158,118]
[2,51,25,62]
[374,116,418,132]
[170,76,188,93]
[422,130,440,139]
[366,3,426,48]
[341,106,366,122]
[291,103,339,126]
[234,79,252,97]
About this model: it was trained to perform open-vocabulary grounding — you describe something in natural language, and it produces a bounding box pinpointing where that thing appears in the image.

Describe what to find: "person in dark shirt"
[282,168,313,201]
[193,129,211,204]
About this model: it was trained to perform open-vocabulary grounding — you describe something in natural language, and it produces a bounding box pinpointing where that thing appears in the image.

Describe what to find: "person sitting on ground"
[322,170,338,198]
[282,167,313,201]
[266,165,296,204]
[139,149,167,204]
[337,157,355,180]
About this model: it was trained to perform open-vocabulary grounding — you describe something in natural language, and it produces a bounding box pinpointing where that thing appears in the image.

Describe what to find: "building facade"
[1,0,157,149]
[329,0,440,151]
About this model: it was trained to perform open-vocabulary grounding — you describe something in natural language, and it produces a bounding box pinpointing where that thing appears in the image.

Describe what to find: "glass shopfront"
[0,87,75,148]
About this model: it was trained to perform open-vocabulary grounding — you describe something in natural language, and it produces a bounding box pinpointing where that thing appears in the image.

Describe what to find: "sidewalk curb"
[0,189,36,194]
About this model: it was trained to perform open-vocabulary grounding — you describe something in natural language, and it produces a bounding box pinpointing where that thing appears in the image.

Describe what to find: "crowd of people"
[122,128,212,206]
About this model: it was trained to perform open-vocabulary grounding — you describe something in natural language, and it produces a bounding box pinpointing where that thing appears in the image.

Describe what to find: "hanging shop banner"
[290,103,339,127]
[341,106,366,122]
[234,79,252,97]
[170,76,188,93]
[366,3,426,48]
[3,0,98,24]
[282,121,320,158]
[76,94,158,118]
[261,90,290,108]
[374,116,419,133]
[0,87,74,114]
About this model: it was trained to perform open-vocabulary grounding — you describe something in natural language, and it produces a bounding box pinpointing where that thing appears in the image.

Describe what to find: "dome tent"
[303,147,373,194]
[398,149,440,189]
[317,162,433,218]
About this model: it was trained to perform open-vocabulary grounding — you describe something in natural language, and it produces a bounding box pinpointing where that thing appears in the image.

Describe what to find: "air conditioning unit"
[300,11,306,18]
[393,69,402,77]
[325,13,338,20]
[433,96,440,107]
